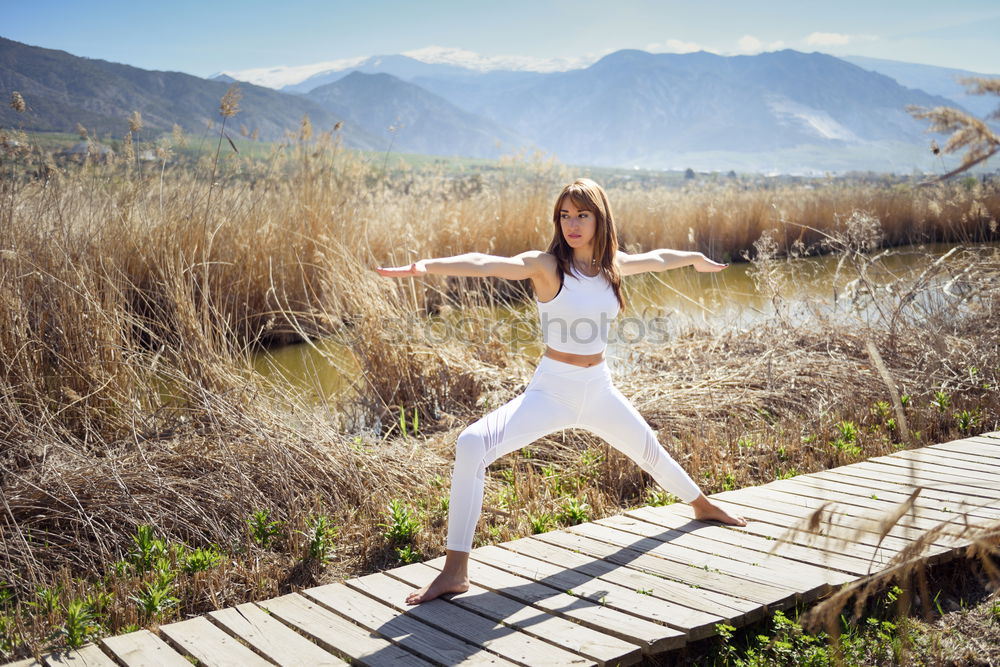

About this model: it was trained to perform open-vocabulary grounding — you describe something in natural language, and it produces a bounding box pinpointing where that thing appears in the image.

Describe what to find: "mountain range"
[2,36,997,173]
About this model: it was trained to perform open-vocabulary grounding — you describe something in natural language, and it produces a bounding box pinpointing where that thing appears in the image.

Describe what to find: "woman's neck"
[571,254,597,275]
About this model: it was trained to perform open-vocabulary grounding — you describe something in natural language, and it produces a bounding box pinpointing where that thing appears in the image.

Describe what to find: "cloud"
[646,39,711,54]
[804,32,878,47]
[737,35,764,53]
[732,35,785,54]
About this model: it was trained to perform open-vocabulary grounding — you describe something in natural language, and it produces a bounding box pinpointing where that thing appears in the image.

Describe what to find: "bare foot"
[405,571,470,605]
[691,495,748,527]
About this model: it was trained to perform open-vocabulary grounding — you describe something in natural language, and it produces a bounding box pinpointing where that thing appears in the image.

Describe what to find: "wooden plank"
[42,645,116,666]
[714,486,931,543]
[690,494,953,565]
[754,482,963,532]
[210,603,347,666]
[890,448,1000,474]
[385,561,643,667]
[906,445,1000,469]
[531,528,766,622]
[160,616,272,667]
[595,510,870,581]
[3,659,42,667]
[434,553,686,654]
[908,442,998,459]
[834,462,1000,498]
[619,506,878,576]
[863,457,1000,487]
[344,572,593,666]
[304,582,519,666]
[868,450,1000,478]
[929,438,1000,458]
[782,473,1000,522]
[499,537,727,639]
[760,480,996,544]
[515,531,760,624]
[967,434,1000,445]
[783,471,1000,515]
[556,521,805,606]
[259,593,434,667]
[723,484,969,555]
[811,469,1000,519]
[470,544,715,642]
[100,629,192,667]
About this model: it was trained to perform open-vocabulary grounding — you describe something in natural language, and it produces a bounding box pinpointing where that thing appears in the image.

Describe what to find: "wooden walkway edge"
[5,432,999,666]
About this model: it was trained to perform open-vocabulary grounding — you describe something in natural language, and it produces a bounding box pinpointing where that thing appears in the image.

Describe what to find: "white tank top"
[536,268,620,355]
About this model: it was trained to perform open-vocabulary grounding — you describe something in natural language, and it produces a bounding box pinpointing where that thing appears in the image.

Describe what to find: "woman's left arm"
[616,249,727,276]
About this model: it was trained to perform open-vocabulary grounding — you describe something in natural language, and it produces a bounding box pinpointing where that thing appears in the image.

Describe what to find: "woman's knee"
[455,427,488,465]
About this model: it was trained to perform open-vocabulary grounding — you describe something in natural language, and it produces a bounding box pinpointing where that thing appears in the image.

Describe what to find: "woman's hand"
[692,254,728,273]
[375,261,428,278]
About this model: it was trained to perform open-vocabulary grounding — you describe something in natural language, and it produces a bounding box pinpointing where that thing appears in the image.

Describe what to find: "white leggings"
[447,356,702,552]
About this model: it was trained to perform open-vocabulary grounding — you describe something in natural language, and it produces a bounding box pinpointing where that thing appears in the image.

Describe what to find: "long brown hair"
[546,178,625,310]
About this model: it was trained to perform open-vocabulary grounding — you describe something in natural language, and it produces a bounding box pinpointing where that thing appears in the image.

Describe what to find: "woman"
[376,178,747,605]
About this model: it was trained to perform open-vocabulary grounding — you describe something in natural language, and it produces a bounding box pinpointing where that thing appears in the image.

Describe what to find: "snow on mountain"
[214,55,369,89]
[766,96,861,142]
[217,46,592,90]
[399,46,592,73]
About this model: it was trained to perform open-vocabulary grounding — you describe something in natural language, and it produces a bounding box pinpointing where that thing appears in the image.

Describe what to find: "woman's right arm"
[376,251,549,280]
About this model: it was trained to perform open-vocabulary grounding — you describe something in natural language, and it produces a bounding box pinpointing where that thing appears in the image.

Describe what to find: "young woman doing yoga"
[376,178,747,605]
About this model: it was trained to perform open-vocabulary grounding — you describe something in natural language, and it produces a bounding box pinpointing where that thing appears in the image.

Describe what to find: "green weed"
[128,525,167,574]
[0,613,20,656]
[396,545,422,564]
[579,448,604,479]
[181,546,223,574]
[303,515,337,562]
[495,486,516,512]
[382,499,420,544]
[931,390,951,412]
[30,585,62,616]
[558,498,591,526]
[83,590,113,617]
[871,400,892,421]
[954,409,979,433]
[646,489,678,507]
[56,598,101,649]
[541,464,567,496]
[131,580,177,620]
[831,421,861,456]
[0,583,12,609]
[247,509,283,548]
[527,513,555,534]
[722,472,738,491]
[398,405,420,437]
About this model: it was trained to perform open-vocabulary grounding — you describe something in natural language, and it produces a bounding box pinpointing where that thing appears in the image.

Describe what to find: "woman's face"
[559,197,596,252]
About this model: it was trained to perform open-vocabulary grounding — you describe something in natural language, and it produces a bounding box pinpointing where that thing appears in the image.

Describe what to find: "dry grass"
[0,114,999,660]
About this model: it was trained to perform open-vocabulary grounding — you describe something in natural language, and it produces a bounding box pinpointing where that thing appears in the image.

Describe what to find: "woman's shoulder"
[516,250,558,274]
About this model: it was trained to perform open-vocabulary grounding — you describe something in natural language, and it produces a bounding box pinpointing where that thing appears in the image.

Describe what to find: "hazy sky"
[5,0,1000,78]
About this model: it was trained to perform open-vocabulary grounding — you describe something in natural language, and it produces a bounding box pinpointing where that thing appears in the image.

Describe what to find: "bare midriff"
[543,346,605,368]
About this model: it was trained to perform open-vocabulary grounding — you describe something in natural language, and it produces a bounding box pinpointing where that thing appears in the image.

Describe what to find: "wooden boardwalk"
[7,432,1000,666]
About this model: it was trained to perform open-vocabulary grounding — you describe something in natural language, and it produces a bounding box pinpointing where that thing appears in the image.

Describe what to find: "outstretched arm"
[376,251,549,280]
[616,249,727,276]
